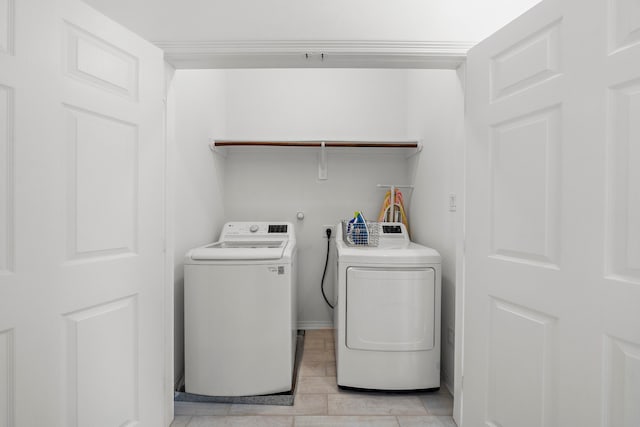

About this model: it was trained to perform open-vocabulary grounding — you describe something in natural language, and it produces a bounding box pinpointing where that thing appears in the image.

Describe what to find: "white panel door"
[0,0,166,426]
[464,0,640,426]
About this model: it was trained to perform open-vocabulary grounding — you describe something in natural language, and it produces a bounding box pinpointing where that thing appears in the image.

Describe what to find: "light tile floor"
[173,329,456,427]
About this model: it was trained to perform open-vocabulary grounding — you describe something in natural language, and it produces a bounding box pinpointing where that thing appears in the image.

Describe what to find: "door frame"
[156,40,474,70]
[159,41,470,425]
[163,63,177,425]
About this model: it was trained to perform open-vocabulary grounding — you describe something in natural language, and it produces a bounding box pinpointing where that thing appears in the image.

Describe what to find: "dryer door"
[346,267,435,351]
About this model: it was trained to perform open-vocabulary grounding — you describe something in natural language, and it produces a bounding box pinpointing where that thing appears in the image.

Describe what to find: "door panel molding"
[64,21,139,100]
[606,78,640,283]
[489,104,562,269]
[487,298,556,427]
[0,328,14,427]
[0,84,13,273]
[64,295,139,427]
[0,0,14,56]
[490,19,562,102]
[63,104,139,262]
[603,335,640,427]
[608,0,640,54]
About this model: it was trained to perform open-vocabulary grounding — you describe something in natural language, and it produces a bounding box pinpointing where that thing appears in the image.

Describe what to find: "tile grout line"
[326,386,331,417]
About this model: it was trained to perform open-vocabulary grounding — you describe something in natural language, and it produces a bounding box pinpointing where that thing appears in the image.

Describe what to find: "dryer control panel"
[377,222,410,248]
[381,225,402,234]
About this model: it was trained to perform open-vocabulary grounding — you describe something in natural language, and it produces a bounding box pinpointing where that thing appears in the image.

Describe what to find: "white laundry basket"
[341,220,381,246]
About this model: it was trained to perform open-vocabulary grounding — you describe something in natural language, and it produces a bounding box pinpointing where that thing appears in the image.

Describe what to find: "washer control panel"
[220,222,292,239]
[268,224,288,233]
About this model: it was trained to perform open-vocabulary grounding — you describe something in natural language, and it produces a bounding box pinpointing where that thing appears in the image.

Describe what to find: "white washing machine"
[334,222,441,390]
[184,221,297,396]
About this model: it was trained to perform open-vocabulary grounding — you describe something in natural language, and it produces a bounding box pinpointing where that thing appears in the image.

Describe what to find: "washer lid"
[189,240,287,260]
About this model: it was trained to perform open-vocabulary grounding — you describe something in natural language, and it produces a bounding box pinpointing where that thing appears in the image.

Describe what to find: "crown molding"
[155,40,476,69]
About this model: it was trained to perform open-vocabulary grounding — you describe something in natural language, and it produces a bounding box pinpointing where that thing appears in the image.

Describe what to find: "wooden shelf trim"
[212,140,419,148]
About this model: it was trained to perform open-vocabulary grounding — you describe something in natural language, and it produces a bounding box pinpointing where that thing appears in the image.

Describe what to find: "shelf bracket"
[208,139,228,157]
[318,141,328,180]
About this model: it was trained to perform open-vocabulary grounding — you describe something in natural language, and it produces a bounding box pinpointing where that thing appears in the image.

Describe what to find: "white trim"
[453,62,467,427]
[443,380,454,396]
[298,320,333,330]
[163,62,176,427]
[155,40,476,69]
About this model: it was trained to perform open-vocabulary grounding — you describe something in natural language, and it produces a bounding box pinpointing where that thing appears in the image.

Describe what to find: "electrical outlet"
[448,193,457,212]
[323,225,335,238]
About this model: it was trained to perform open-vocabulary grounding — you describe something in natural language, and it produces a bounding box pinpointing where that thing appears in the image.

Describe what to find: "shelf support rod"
[318,141,328,180]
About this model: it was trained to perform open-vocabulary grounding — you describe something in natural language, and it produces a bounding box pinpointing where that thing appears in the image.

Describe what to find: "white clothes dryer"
[184,222,297,396]
[334,222,441,390]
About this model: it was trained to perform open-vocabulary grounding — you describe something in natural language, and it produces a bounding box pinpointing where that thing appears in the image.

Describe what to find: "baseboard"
[443,379,454,396]
[298,320,333,330]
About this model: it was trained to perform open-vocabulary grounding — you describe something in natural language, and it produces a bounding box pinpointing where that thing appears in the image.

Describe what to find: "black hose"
[321,228,334,309]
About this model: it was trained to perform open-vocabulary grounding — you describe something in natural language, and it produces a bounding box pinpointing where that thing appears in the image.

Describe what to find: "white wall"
[406,69,465,392]
[224,69,408,140]
[171,68,463,388]
[172,70,227,385]
[85,0,541,45]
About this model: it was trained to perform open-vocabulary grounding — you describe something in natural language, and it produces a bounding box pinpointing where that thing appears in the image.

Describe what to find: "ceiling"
[82,0,540,43]
[81,0,541,68]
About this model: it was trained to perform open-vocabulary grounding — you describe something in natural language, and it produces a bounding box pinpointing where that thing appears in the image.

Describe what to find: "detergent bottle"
[346,212,357,235]
[349,211,369,245]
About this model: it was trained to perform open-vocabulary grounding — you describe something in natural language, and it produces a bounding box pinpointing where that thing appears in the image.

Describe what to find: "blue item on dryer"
[347,211,369,245]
